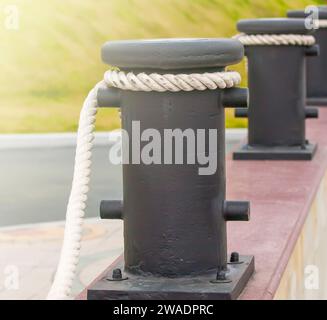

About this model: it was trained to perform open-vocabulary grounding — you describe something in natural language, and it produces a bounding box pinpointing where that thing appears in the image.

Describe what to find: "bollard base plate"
[87,255,254,300]
[307,97,327,107]
[233,143,317,161]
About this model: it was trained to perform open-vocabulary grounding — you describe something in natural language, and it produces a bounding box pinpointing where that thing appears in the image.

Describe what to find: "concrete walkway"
[0,218,123,300]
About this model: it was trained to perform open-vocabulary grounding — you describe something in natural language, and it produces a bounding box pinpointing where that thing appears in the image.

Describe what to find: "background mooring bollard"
[88,39,254,300]
[287,7,327,106]
[233,18,319,161]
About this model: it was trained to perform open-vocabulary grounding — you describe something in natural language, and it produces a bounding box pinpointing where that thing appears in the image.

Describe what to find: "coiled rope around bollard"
[104,70,241,91]
[233,33,316,46]
[47,70,241,300]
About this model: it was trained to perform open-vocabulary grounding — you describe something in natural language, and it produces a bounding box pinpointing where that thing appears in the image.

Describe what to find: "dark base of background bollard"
[233,143,317,161]
[87,255,254,300]
[307,97,327,107]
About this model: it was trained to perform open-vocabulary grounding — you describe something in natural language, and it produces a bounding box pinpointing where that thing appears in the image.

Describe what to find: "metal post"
[234,18,319,160]
[287,8,327,106]
[87,39,254,300]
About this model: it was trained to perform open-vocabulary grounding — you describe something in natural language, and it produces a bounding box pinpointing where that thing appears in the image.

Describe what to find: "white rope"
[318,20,327,28]
[234,33,315,46]
[104,70,241,92]
[47,81,105,300]
[47,68,241,300]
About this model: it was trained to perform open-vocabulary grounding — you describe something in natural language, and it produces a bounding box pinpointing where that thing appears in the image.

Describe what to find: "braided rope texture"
[234,33,315,46]
[104,70,241,92]
[47,81,105,300]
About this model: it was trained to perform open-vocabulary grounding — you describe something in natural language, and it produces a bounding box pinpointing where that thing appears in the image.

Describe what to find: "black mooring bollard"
[287,7,327,106]
[233,18,319,161]
[87,39,254,300]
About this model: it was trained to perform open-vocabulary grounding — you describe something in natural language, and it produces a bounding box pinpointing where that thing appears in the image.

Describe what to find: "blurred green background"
[0,0,324,133]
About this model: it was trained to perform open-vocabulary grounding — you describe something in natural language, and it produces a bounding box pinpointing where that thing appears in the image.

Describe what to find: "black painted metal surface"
[87,255,255,300]
[88,38,254,299]
[100,200,123,220]
[101,38,243,70]
[237,17,314,35]
[234,18,318,160]
[287,9,327,106]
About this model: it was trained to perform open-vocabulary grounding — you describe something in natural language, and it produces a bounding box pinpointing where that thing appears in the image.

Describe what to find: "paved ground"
[0,133,124,227]
[0,131,245,299]
[0,218,123,299]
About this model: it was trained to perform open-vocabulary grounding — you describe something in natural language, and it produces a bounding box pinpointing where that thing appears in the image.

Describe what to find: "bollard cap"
[287,8,327,20]
[101,38,244,71]
[237,18,314,35]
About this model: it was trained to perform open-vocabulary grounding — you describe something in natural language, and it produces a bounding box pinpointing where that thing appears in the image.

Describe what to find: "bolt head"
[112,268,122,280]
[216,270,227,281]
[230,252,240,263]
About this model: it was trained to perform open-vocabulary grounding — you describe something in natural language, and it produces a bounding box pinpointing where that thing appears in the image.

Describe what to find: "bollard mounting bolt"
[210,268,232,284]
[107,268,128,282]
[228,252,243,265]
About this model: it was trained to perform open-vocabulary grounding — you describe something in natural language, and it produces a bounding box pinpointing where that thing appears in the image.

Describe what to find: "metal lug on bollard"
[87,38,254,300]
[305,44,320,57]
[288,9,327,106]
[100,200,123,220]
[224,201,250,221]
[235,108,248,118]
[233,18,318,161]
[97,87,121,108]
[222,87,249,108]
[305,107,319,119]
